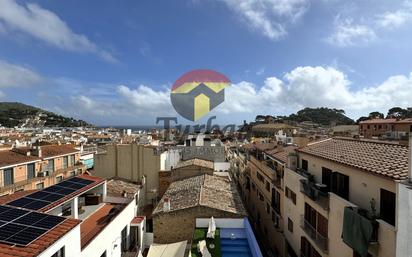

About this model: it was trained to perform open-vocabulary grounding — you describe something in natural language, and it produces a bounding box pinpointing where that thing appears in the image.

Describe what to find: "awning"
[147,241,187,257]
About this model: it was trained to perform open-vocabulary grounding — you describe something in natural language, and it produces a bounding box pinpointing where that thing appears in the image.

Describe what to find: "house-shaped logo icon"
[171,69,230,121]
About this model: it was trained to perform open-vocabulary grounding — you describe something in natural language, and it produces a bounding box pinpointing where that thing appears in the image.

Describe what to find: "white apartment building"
[0,174,146,257]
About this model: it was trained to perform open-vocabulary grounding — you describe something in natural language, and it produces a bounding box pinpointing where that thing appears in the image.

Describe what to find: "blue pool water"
[220,228,252,257]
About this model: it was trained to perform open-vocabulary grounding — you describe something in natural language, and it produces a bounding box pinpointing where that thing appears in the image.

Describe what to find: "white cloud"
[221,0,309,40]
[376,1,412,29]
[0,0,117,63]
[327,19,376,47]
[216,66,412,118]
[0,60,43,88]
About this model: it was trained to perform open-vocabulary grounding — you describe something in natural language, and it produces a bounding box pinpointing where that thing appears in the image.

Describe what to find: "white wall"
[160,149,180,171]
[214,162,230,171]
[196,218,244,228]
[38,225,81,257]
[396,182,412,257]
[81,200,136,257]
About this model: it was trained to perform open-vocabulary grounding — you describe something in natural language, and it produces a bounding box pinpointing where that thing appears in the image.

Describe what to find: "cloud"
[0,60,43,88]
[376,1,412,29]
[327,18,376,47]
[0,0,118,63]
[217,66,412,118]
[221,0,309,40]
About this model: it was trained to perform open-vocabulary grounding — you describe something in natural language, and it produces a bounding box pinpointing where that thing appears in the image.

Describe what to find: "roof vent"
[163,197,171,212]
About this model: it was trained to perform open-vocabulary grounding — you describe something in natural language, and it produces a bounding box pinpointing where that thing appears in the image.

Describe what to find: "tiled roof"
[0,218,81,257]
[359,118,412,124]
[41,145,79,158]
[174,158,214,170]
[106,178,142,197]
[0,150,40,168]
[153,174,246,216]
[0,190,38,204]
[266,146,297,163]
[297,138,409,180]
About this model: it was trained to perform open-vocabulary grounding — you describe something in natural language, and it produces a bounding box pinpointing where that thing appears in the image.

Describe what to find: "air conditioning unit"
[37,171,45,177]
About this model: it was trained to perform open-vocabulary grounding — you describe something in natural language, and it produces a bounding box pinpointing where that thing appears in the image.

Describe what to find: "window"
[56,176,63,183]
[36,182,44,189]
[285,187,297,205]
[259,191,264,201]
[27,163,35,179]
[3,168,13,186]
[301,237,322,257]
[304,203,328,239]
[331,171,349,200]
[70,154,75,166]
[51,246,65,257]
[265,181,270,191]
[288,218,293,233]
[321,167,332,192]
[380,189,396,226]
[256,172,264,182]
[121,226,128,252]
[301,159,308,171]
[266,203,270,214]
[47,159,54,172]
[272,188,281,214]
[251,182,256,191]
[63,156,69,169]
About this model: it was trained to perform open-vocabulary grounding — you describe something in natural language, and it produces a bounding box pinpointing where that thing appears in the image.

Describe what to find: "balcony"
[300,179,329,210]
[300,216,328,253]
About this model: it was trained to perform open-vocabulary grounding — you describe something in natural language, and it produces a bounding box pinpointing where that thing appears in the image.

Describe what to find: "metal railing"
[300,215,328,252]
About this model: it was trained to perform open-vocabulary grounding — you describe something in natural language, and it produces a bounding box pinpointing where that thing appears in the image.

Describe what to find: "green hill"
[280,107,355,126]
[0,102,92,128]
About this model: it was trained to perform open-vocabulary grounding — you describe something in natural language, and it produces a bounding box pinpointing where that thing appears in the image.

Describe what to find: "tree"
[387,107,407,119]
[368,111,384,119]
[356,116,370,124]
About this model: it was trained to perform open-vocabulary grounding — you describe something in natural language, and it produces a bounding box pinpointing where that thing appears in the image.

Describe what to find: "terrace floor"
[191,228,221,257]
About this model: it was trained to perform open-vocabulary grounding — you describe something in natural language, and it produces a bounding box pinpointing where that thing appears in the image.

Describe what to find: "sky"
[0,0,412,126]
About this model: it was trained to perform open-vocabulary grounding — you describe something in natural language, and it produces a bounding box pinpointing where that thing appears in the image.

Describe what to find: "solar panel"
[6,226,47,245]
[13,212,48,226]
[33,215,66,230]
[67,177,94,185]
[0,223,26,240]
[0,208,29,222]
[41,193,65,202]
[43,185,64,194]
[22,200,51,211]
[0,205,67,246]
[56,187,76,195]
[26,191,51,199]
[6,197,33,208]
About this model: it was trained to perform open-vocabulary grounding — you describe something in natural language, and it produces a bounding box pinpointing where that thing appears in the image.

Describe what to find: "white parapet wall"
[196,218,244,228]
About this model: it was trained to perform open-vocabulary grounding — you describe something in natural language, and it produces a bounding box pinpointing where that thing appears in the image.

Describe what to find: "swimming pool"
[220,228,253,257]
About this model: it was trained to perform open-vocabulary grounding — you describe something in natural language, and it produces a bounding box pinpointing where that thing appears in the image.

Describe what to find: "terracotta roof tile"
[297,138,409,180]
[0,151,40,168]
[0,190,38,204]
[41,145,79,158]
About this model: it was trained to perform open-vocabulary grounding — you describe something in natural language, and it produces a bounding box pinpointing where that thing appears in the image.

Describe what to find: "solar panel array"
[7,177,95,211]
[0,205,66,246]
[0,177,95,246]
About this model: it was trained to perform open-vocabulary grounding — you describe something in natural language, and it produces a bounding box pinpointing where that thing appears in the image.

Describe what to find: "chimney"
[163,197,171,212]
[409,134,412,183]
[37,145,42,158]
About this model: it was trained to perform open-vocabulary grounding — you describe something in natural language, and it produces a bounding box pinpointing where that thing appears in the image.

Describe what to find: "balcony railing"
[300,216,328,253]
[300,179,329,210]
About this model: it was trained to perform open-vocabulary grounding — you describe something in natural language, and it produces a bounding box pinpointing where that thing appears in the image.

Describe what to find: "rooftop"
[153,174,246,216]
[106,177,142,197]
[297,137,409,180]
[174,158,214,170]
[266,145,298,163]
[359,118,412,124]
[41,144,79,158]
[0,150,40,168]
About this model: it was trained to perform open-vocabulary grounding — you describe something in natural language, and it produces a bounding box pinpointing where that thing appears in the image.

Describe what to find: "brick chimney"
[163,197,171,212]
